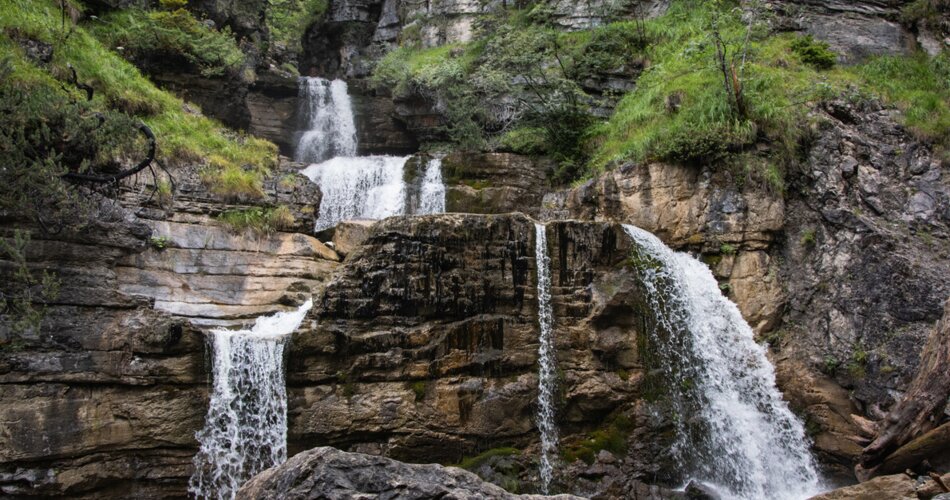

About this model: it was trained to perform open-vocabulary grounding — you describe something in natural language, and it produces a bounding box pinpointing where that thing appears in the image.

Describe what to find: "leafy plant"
[790,35,836,70]
[90,7,245,78]
[0,230,60,335]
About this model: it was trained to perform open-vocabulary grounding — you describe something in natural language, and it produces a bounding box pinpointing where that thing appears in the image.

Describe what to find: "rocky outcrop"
[781,98,950,420]
[769,0,917,62]
[443,152,554,217]
[283,213,686,495]
[809,470,950,500]
[537,96,950,478]
[0,162,338,497]
[542,161,785,333]
[237,446,583,499]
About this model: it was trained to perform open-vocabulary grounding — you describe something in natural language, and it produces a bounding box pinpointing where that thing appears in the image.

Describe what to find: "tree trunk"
[858,298,950,477]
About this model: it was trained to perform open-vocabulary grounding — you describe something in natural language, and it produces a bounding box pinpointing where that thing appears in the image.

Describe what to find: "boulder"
[237,447,583,499]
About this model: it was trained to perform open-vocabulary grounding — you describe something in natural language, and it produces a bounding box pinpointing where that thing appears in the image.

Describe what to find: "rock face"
[0,163,339,497]
[443,152,554,217]
[284,213,684,495]
[539,97,950,478]
[542,161,786,333]
[237,447,582,499]
[769,0,916,62]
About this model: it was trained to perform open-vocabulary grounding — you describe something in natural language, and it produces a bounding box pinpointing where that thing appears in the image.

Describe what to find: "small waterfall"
[302,156,410,232]
[294,77,357,163]
[621,225,821,500]
[534,223,559,494]
[189,301,313,500]
[418,157,446,215]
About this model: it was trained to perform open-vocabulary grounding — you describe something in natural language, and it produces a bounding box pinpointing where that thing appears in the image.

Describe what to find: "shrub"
[266,0,328,56]
[90,7,245,77]
[790,35,836,70]
[562,414,633,465]
[0,230,60,335]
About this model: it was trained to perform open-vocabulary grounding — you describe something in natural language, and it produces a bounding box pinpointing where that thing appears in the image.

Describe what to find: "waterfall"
[621,225,822,500]
[294,77,445,232]
[301,156,410,232]
[189,301,313,500]
[294,77,357,163]
[418,157,446,215]
[534,223,559,494]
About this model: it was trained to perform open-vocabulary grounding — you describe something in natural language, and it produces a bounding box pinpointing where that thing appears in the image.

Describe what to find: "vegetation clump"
[562,414,634,465]
[216,206,295,233]
[90,4,245,78]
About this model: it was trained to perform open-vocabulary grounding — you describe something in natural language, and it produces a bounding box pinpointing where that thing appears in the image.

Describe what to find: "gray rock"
[237,447,583,499]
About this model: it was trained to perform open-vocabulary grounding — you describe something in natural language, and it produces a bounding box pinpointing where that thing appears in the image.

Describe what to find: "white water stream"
[295,78,445,231]
[189,301,313,500]
[294,77,357,163]
[621,225,822,500]
[534,223,559,494]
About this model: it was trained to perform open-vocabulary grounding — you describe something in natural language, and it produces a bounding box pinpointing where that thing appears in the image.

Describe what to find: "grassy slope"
[371,0,949,182]
[0,0,277,196]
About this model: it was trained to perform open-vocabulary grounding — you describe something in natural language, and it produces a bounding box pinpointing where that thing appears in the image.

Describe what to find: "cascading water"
[294,77,357,163]
[418,157,446,215]
[621,225,822,500]
[294,78,445,231]
[189,301,313,500]
[534,223,559,494]
[302,156,410,232]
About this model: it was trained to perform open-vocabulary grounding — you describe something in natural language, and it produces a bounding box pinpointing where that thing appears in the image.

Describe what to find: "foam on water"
[189,301,312,500]
[622,225,822,500]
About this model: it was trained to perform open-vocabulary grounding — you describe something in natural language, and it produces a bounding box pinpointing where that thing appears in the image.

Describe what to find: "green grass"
[0,0,277,195]
[851,53,950,151]
[89,7,245,78]
[453,447,520,470]
[217,206,295,233]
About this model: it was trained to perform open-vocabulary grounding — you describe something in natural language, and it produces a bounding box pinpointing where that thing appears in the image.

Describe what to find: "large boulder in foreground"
[237,447,581,499]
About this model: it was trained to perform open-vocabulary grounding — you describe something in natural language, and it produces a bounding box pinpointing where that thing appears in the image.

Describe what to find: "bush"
[266,0,328,57]
[91,7,245,77]
[790,35,836,70]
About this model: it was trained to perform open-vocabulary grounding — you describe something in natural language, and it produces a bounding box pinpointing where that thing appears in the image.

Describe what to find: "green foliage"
[0,230,60,335]
[790,35,836,70]
[149,235,172,249]
[454,447,520,470]
[900,0,950,28]
[159,0,188,10]
[499,126,548,155]
[851,53,950,153]
[408,381,427,401]
[821,355,840,376]
[90,7,245,78]
[800,229,817,247]
[216,206,295,233]
[0,66,142,226]
[0,0,277,181]
[265,0,328,56]
[719,243,736,255]
[562,414,633,465]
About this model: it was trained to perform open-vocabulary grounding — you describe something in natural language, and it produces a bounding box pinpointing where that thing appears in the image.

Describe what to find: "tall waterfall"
[534,223,559,494]
[294,77,357,163]
[621,225,822,500]
[189,301,313,500]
